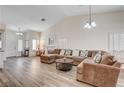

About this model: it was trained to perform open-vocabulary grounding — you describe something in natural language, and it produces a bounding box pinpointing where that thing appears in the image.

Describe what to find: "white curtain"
[109,32,124,57]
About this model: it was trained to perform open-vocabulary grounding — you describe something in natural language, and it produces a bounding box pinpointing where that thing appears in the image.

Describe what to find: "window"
[18,39,23,51]
[32,39,37,50]
[119,33,124,50]
[109,32,124,51]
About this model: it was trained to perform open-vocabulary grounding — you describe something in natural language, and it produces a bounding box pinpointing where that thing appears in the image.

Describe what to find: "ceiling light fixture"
[16,27,23,36]
[84,5,96,29]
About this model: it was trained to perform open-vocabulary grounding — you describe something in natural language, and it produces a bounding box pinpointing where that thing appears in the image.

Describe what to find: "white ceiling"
[0,5,124,31]
[59,5,124,16]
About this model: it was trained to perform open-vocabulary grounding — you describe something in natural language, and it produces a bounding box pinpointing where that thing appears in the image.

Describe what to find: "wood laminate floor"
[1,57,124,87]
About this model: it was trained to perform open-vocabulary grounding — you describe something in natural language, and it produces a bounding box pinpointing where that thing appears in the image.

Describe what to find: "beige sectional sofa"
[40,49,121,87]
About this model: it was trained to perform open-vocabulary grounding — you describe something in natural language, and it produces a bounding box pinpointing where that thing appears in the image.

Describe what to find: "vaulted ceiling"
[0,5,124,31]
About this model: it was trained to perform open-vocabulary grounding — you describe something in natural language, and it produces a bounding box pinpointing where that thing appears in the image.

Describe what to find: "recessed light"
[41,18,46,21]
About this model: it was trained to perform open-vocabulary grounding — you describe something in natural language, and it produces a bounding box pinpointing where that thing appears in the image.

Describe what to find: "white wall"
[5,29,17,57]
[42,11,124,51]
[5,29,25,57]
[5,29,41,57]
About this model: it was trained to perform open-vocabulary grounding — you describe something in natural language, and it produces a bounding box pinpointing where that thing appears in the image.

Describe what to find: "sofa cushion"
[48,50,54,54]
[41,54,57,57]
[91,51,98,58]
[88,51,92,57]
[56,55,64,59]
[80,50,88,57]
[83,58,93,63]
[100,53,115,65]
[67,56,85,62]
[65,50,72,56]
[87,50,106,58]
[53,49,61,54]
[72,49,79,56]
[60,49,65,55]
[48,49,61,54]
[93,51,102,64]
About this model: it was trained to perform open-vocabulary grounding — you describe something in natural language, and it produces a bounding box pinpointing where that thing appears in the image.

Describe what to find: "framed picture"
[48,37,55,45]
[48,32,56,46]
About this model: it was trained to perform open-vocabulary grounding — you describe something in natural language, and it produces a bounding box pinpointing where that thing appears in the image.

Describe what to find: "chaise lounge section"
[40,49,61,63]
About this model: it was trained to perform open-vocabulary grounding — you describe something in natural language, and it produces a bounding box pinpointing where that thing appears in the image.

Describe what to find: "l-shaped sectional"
[40,49,121,87]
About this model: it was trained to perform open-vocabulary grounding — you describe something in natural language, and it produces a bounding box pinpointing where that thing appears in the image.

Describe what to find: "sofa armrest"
[82,62,120,86]
[83,62,120,71]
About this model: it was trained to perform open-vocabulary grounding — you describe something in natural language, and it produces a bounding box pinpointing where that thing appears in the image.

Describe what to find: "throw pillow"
[73,49,79,56]
[60,50,65,55]
[100,53,115,65]
[65,50,72,56]
[54,49,61,54]
[93,51,102,63]
[80,50,88,57]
